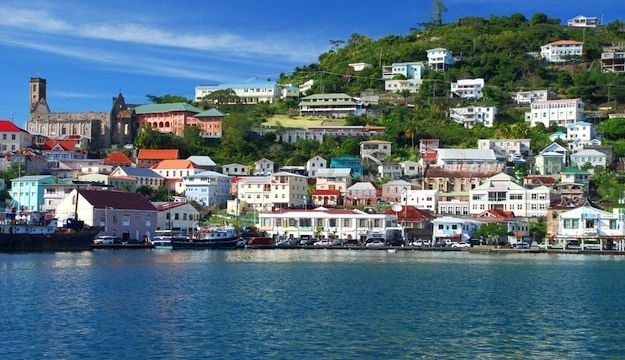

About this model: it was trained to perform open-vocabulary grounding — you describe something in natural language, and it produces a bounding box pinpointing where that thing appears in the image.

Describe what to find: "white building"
[450,78,484,100]
[183,171,231,208]
[449,106,496,128]
[436,148,498,166]
[566,121,596,142]
[400,161,420,177]
[153,202,200,235]
[567,16,599,28]
[150,159,203,194]
[237,172,308,212]
[299,93,364,117]
[258,207,400,242]
[314,168,352,194]
[348,63,373,72]
[432,217,482,243]
[306,156,327,177]
[526,98,585,127]
[222,163,250,176]
[437,200,470,217]
[512,90,555,105]
[382,62,425,93]
[478,139,532,162]
[540,40,584,63]
[469,173,552,217]
[570,149,607,169]
[195,82,280,104]
[534,152,566,175]
[401,190,438,212]
[254,158,275,176]
[360,140,392,161]
[378,163,402,180]
[0,120,32,154]
[299,79,314,94]
[556,207,625,249]
[426,48,455,71]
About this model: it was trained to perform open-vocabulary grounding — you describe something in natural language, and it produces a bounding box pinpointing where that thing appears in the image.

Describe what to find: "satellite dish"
[391,203,403,212]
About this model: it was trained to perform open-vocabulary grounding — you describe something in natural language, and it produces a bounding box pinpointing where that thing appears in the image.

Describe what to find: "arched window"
[159,122,164,128]
[72,124,77,135]
[152,122,157,128]
[165,121,170,128]
[61,125,67,135]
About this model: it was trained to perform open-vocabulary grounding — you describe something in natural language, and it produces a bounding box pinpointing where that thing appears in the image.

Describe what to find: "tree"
[201,89,239,105]
[431,0,447,26]
[146,94,190,104]
[530,13,548,25]
[472,223,508,246]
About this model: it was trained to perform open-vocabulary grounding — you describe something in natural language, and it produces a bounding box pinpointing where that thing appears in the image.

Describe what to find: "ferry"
[171,227,239,249]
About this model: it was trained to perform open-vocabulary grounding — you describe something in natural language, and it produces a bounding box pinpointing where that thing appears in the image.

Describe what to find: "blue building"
[330,156,363,178]
[9,175,55,211]
[182,171,231,208]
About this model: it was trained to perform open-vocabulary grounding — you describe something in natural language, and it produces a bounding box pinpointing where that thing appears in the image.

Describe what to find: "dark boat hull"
[0,227,101,252]
[171,238,239,250]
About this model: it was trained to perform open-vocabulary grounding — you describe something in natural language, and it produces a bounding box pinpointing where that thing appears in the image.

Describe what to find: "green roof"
[562,167,589,174]
[299,100,356,107]
[134,103,201,114]
[196,108,224,117]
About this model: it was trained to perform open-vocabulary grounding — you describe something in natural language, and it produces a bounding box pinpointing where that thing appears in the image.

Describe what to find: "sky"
[0,0,623,127]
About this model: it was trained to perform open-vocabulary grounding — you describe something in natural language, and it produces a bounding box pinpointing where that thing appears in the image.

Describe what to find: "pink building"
[134,103,224,138]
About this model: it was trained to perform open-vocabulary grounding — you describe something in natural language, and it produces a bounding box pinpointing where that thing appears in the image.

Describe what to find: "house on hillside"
[306,156,327,177]
[254,158,275,176]
[137,149,179,168]
[0,120,32,154]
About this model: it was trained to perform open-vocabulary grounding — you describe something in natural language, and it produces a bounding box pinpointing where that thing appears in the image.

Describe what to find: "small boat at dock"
[171,227,238,249]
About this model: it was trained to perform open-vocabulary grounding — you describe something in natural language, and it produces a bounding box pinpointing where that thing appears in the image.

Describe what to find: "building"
[78,173,138,192]
[348,63,373,72]
[540,40,584,63]
[314,168,352,194]
[266,125,385,144]
[419,139,439,154]
[186,156,218,171]
[422,164,503,193]
[449,106,496,128]
[42,182,109,213]
[469,173,552,217]
[235,176,271,212]
[9,175,55,211]
[426,48,455,71]
[222,163,250,176]
[299,93,364,117]
[436,149,498,166]
[450,78,484,99]
[153,202,200,235]
[535,152,566,175]
[512,90,555,105]
[306,156,327,177]
[311,189,341,207]
[437,199,470,217]
[432,217,482,243]
[567,15,599,28]
[25,78,132,149]
[566,121,596,142]
[526,99,585,127]
[601,47,625,73]
[257,207,400,242]
[109,166,164,189]
[134,103,224,138]
[360,140,392,161]
[103,151,132,167]
[0,120,32,153]
[378,163,402,180]
[330,156,363,178]
[555,207,625,248]
[237,172,307,212]
[254,158,275,176]
[39,139,85,164]
[344,182,379,207]
[382,62,426,93]
[570,149,607,169]
[195,82,280,104]
[478,139,532,162]
[150,160,203,194]
[384,206,434,238]
[55,189,157,241]
[550,131,567,142]
[137,149,179,168]
[381,180,413,203]
[401,190,438,212]
[0,149,48,175]
[400,161,420,177]
[183,170,232,208]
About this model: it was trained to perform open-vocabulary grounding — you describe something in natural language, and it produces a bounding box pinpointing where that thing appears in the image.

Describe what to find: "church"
[25,77,136,150]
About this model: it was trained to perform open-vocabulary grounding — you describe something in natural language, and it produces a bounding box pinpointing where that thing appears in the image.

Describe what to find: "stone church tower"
[29,77,50,113]
[109,93,137,146]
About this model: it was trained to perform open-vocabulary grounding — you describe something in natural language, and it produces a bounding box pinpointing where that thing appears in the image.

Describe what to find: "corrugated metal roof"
[134,103,200,114]
[437,148,496,161]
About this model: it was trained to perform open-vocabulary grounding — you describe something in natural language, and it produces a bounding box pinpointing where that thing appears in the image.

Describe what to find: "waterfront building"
[426,48,455,71]
[450,78,484,99]
[153,202,200,235]
[258,207,399,242]
[56,189,157,241]
[306,156,327,177]
[0,120,32,154]
[540,40,584,62]
[555,206,625,248]
[299,93,364,117]
[236,172,307,212]
[195,82,280,104]
[449,106,496,128]
[42,182,109,213]
[222,163,250,176]
[525,99,585,127]
[9,175,55,211]
[382,62,426,93]
[431,217,482,243]
[137,149,179,168]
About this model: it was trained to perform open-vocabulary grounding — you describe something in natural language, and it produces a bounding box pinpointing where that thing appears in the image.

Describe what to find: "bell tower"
[29,77,47,112]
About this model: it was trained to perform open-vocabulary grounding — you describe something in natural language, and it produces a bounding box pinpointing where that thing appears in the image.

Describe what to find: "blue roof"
[117,167,162,178]
[567,121,592,127]
[11,175,54,182]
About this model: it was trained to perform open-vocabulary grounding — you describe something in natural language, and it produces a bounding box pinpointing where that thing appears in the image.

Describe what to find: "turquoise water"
[2,250,625,359]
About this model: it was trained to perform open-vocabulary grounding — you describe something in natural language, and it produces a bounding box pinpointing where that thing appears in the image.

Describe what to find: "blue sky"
[0,0,623,126]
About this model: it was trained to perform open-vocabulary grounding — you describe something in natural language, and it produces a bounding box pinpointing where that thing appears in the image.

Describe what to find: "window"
[100,216,106,227]
[329,219,337,227]
[146,216,152,227]
[123,216,130,227]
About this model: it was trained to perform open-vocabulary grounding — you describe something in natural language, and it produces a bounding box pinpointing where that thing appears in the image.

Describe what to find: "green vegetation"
[472,223,508,245]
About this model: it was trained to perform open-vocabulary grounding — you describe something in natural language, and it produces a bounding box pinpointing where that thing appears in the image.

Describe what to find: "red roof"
[150,159,195,170]
[384,206,434,222]
[104,151,132,166]
[40,139,77,151]
[524,175,556,186]
[475,209,515,218]
[271,208,357,215]
[549,40,583,45]
[137,149,179,160]
[155,202,195,211]
[312,189,341,197]
[0,120,26,133]
[423,151,437,161]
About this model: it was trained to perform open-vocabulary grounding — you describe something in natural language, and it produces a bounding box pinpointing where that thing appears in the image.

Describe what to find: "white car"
[314,240,332,247]
[410,240,423,247]
[94,235,119,245]
[451,242,471,248]
[366,240,385,247]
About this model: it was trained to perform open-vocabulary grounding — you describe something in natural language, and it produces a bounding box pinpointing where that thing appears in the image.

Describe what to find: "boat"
[245,236,275,249]
[171,227,239,249]
[150,229,189,249]
[0,212,100,252]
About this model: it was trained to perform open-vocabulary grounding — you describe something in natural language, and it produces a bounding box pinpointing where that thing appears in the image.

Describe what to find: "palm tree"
[404,121,418,150]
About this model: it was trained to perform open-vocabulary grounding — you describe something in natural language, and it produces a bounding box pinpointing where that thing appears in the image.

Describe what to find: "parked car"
[300,238,316,246]
[516,242,530,249]
[537,242,550,250]
[93,235,120,245]
[366,240,385,247]
[566,242,582,250]
[314,240,332,247]
[345,239,360,246]
[583,244,601,251]
[388,238,405,247]
[451,242,471,248]
[410,240,423,247]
